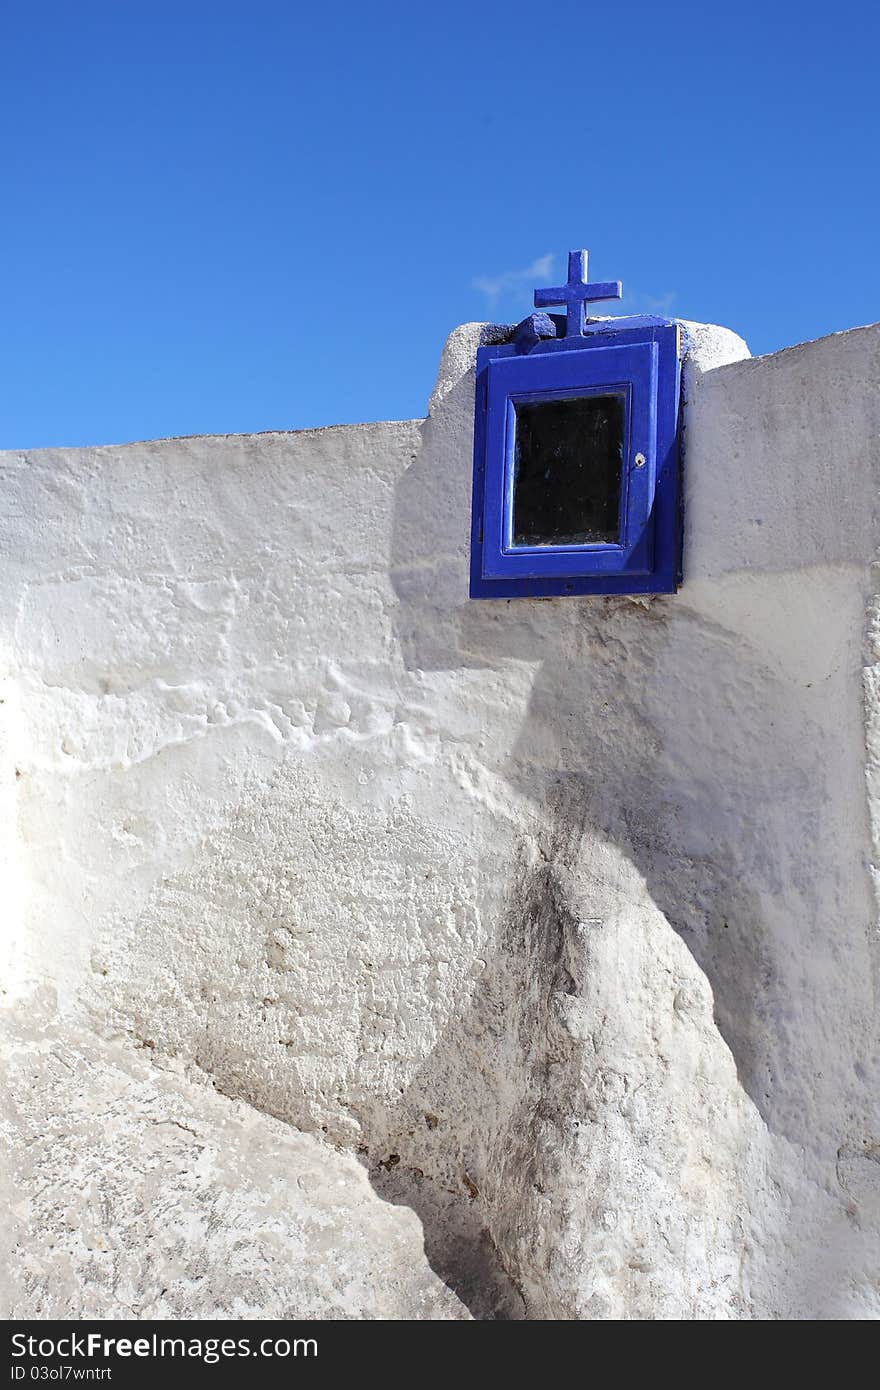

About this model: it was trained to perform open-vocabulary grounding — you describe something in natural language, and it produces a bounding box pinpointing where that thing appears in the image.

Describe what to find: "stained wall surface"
[2,319,879,1319]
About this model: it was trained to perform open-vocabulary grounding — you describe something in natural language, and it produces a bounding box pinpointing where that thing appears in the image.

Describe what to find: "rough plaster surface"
[1,999,467,1319]
[1,317,879,1319]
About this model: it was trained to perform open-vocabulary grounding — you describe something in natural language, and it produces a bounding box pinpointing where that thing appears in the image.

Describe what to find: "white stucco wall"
[2,318,879,1319]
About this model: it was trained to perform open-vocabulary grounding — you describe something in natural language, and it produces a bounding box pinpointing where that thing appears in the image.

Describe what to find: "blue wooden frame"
[470,318,683,599]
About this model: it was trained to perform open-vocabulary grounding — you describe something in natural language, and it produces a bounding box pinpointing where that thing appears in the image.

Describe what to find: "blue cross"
[534,250,622,338]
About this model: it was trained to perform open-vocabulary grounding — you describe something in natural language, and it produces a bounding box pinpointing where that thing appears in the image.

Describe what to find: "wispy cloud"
[473,258,677,322]
[472,253,555,307]
[619,288,677,315]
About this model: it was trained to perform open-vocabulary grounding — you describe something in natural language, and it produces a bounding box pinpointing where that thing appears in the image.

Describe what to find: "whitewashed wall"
[2,319,879,1319]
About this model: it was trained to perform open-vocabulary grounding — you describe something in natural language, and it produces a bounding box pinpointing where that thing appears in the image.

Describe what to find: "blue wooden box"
[470,255,683,599]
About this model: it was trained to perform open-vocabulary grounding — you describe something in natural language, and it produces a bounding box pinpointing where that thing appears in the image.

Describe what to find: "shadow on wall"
[380,334,877,1315]
[367,824,588,1321]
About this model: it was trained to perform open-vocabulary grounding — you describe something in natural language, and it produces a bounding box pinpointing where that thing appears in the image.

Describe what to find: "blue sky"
[1,1,878,449]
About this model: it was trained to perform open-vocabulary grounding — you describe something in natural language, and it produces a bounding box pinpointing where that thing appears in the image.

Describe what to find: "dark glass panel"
[512,394,624,547]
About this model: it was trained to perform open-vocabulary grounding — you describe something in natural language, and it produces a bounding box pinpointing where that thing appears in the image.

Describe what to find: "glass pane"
[511,394,624,547]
